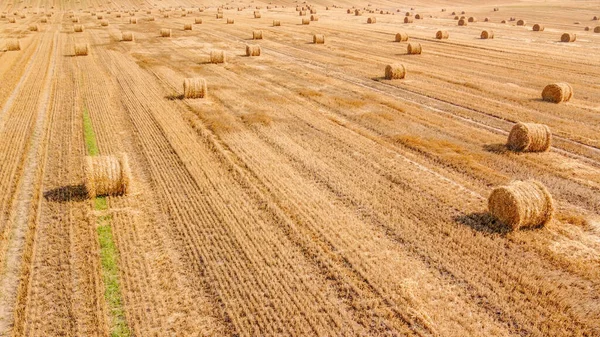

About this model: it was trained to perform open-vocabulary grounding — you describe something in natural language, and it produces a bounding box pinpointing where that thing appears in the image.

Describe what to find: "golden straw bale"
[404,17,413,23]
[507,122,552,152]
[384,64,406,79]
[254,12,261,18]
[160,28,171,37]
[484,17,489,22]
[405,12,411,16]
[29,24,39,31]
[517,19,526,26]
[407,42,421,54]
[41,17,47,23]
[481,30,494,39]
[584,26,590,31]
[347,9,351,14]
[195,18,202,24]
[458,18,467,26]
[72,17,79,22]
[97,14,103,19]
[560,32,576,42]
[226,18,234,24]
[100,20,108,26]
[184,23,192,30]
[313,34,325,44]
[532,24,544,31]
[395,32,409,41]
[216,13,223,18]
[122,32,134,41]
[183,78,207,98]
[6,39,20,51]
[129,17,136,23]
[542,82,573,103]
[488,180,554,230]
[355,9,361,16]
[84,154,132,198]
[415,14,422,19]
[436,30,449,39]
[595,26,600,33]
[302,18,310,24]
[210,50,226,63]
[246,44,261,56]
[252,30,263,39]
[74,43,89,56]
[367,17,375,23]
[468,16,476,22]
[494,7,499,11]
[299,10,306,16]
[273,20,280,26]
[74,24,84,32]
[311,15,319,21]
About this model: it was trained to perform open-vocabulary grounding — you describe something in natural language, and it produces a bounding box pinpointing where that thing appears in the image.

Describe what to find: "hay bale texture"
[273,20,280,26]
[160,28,171,37]
[302,18,310,24]
[395,32,409,41]
[227,18,234,24]
[407,42,421,54]
[84,154,132,198]
[74,24,84,32]
[313,34,324,44]
[74,43,89,56]
[246,44,261,56]
[488,180,554,230]
[507,122,552,152]
[122,32,134,41]
[183,78,207,98]
[184,23,192,30]
[367,17,375,23]
[311,15,319,21]
[458,18,467,26]
[481,30,494,39]
[6,39,20,51]
[561,33,576,42]
[436,30,449,39]
[542,82,573,103]
[595,26,600,33]
[210,50,226,63]
[29,24,39,31]
[253,30,263,39]
[404,17,413,23]
[532,24,544,31]
[130,17,137,23]
[385,64,406,79]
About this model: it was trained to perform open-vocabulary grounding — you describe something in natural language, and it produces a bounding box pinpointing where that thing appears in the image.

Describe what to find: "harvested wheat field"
[0,0,599,336]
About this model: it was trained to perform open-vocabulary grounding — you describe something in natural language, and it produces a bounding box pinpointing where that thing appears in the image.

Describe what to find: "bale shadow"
[454,212,512,235]
[483,143,509,154]
[165,94,184,100]
[44,184,88,202]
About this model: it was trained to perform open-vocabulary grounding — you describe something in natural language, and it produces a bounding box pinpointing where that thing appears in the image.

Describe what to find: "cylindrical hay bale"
[313,34,324,44]
[458,19,467,26]
[384,64,406,79]
[594,16,599,20]
[160,28,171,37]
[84,154,132,198]
[355,9,361,16]
[129,18,137,23]
[454,16,460,20]
[468,16,476,22]
[100,20,108,26]
[488,180,554,230]
[6,39,20,51]
[72,17,79,23]
[41,17,47,23]
[532,24,544,31]
[302,18,310,24]
[246,44,261,56]
[347,9,351,14]
[507,122,552,152]
[407,42,421,54]
[74,43,89,56]
[116,13,122,17]
[542,82,573,103]
[273,20,280,26]
[404,17,413,23]
[405,12,412,16]
[74,24,84,32]
[517,19,526,26]
[395,32,409,42]
[29,24,39,31]
[481,30,494,39]
[210,50,226,63]
[216,13,223,18]
[415,14,422,19]
[122,32,134,41]
[310,9,316,14]
[254,12,261,18]
[494,7,499,11]
[195,18,202,24]
[484,17,489,22]
[560,32,576,42]
[8,17,16,23]
[147,17,155,22]
[311,15,319,21]
[595,26,600,33]
[367,17,375,23]
[97,14,103,19]
[183,78,207,98]
[436,30,449,39]
[252,30,263,39]
[299,11,306,16]
[184,23,192,30]
[461,11,466,14]
[163,13,170,18]
[227,18,234,24]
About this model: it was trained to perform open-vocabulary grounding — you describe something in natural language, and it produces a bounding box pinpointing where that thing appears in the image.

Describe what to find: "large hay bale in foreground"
[74,43,89,56]
[507,122,552,152]
[542,82,573,103]
[160,28,171,37]
[488,180,554,230]
[6,39,20,51]
[183,77,207,98]
[74,24,84,32]
[122,32,134,41]
[561,32,576,42]
[407,42,421,54]
[246,44,261,56]
[210,50,226,63]
[532,24,544,31]
[436,30,449,39]
[253,30,263,39]
[84,154,132,198]
[385,64,406,79]
[313,34,324,44]
[481,30,494,39]
[395,32,409,41]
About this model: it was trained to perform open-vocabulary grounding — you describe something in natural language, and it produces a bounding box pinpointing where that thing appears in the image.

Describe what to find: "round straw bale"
[484,17,489,22]
[407,42,421,54]
[210,50,226,63]
[454,16,459,20]
[451,11,456,15]
[226,18,234,24]
[404,17,413,23]
[542,82,573,103]
[147,17,155,22]
[532,24,544,31]
[594,16,599,20]
[74,43,89,56]
[481,30,494,39]
[183,77,207,98]
[130,17,137,23]
[584,26,590,31]
[313,34,324,44]
[560,32,576,42]
[436,30,449,39]
[311,15,319,21]
[6,39,20,51]
[355,9,361,16]
[41,17,47,23]
[246,44,261,56]
[302,18,310,24]
[395,32,409,41]
[488,180,554,230]
[405,12,412,16]
[367,17,375,23]
[184,23,192,30]
[163,13,170,18]
[501,19,507,23]
[384,63,406,79]
[517,19,526,26]
[415,14,422,19]
[347,9,351,14]
[299,10,306,16]
[160,28,171,37]
[116,13,121,17]
[216,13,223,18]
[507,122,552,152]
[84,154,132,198]
[273,20,280,26]
[100,20,108,26]
[594,26,600,33]
[310,9,316,14]
[252,30,263,39]
[458,19,467,26]
[461,11,466,14]
[74,24,84,32]
[494,7,499,11]
[122,31,134,41]
[254,12,261,18]
[97,14,103,19]
[29,24,39,31]
[195,18,202,24]
[441,9,446,12]
[72,17,79,22]
[468,16,476,22]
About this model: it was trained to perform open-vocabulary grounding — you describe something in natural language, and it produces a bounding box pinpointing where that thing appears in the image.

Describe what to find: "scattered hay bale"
[407,42,421,54]
[273,20,280,26]
[84,154,132,198]
[116,13,121,17]
[100,20,108,26]
[130,18,137,24]
[488,180,553,230]
[29,24,39,31]
[542,82,573,103]
[183,77,207,98]
[458,19,467,26]
[74,43,89,56]
[454,16,459,20]
[415,13,422,19]
[310,9,317,14]
[72,17,79,23]
[507,122,552,152]
[468,16,477,22]
[441,9,446,12]
[594,26,600,33]
[481,30,494,39]
[184,23,192,30]
[299,10,306,16]
[501,19,507,24]
[97,14,103,19]
[216,13,223,18]
[436,30,449,39]
[313,34,325,44]
[246,44,261,56]
[254,11,261,18]
[405,12,412,16]
[517,19,526,26]
[404,17,413,23]
[160,28,171,37]
[355,9,361,16]
[532,24,544,31]
[252,30,263,39]
[395,32,409,41]
[302,18,310,24]
[494,7,499,11]
[311,15,319,21]
[484,17,489,22]
[122,32,134,41]
[163,13,170,18]
[195,18,202,24]
[74,24,84,32]
[41,17,47,23]
[560,32,576,42]
[210,50,226,63]
[594,16,598,20]
[367,17,375,23]
[6,39,20,51]
[461,11,466,14]
[384,63,406,79]
[347,9,351,14]
[227,18,234,24]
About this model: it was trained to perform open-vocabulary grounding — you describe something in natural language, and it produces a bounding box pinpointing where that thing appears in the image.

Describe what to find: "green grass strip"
[83,106,131,337]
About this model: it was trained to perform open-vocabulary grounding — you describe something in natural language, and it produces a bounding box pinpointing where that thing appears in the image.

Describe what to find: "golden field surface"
[0,0,599,335]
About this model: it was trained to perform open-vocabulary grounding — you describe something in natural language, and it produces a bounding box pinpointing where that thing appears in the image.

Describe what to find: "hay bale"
[468,16,477,22]
[97,14,103,19]
[299,10,306,16]
[347,9,351,14]
[8,17,16,23]
[195,18,202,24]
[130,18,137,23]
[122,32,134,41]
[484,17,489,22]
[210,50,226,63]
[163,13,170,18]
[395,32,409,41]
[407,42,421,54]
[273,20,280,26]
[116,13,121,17]
[41,17,47,23]
[183,78,207,98]
[72,17,79,22]
[454,16,459,20]
[405,12,412,16]
[184,23,192,30]
[29,24,39,31]
[481,30,494,39]
[302,18,310,24]
[494,7,499,11]
[216,13,223,18]
[385,64,406,79]
[404,17,413,23]
[100,20,108,26]
[594,26,600,33]
[84,154,132,198]
[147,17,155,22]
[254,12,261,18]
[74,43,89,56]
[488,180,554,230]
[313,34,325,44]
[594,16,599,20]
[458,19,467,26]
[560,32,576,42]
[436,30,449,39]
[517,19,526,26]
[310,9,316,14]
[160,28,171,37]
[226,18,234,24]
[74,24,84,32]
[542,82,573,103]
[532,24,544,31]
[415,13,422,19]
[6,39,20,51]
[501,19,507,24]
[355,9,361,16]
[311,15,319,21]
[252,30,263,39]
[367,17,375,23]
[507,122,552,152]
[246,44,261,56]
